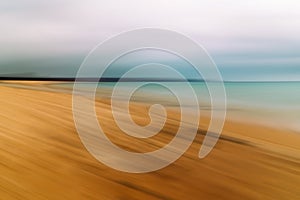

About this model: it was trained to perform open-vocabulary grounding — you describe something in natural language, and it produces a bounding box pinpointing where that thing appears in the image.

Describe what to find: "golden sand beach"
[0,81,300,199]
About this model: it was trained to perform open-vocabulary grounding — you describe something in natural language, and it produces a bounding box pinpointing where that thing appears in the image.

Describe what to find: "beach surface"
[0,81,300,199]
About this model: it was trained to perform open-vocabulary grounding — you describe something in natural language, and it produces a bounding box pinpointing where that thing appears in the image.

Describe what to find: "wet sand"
[0,82,300,199]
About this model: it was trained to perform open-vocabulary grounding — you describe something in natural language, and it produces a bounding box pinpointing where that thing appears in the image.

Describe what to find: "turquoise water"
[223,82,300,131]
[94,81,300,107]
[58,81,300,132]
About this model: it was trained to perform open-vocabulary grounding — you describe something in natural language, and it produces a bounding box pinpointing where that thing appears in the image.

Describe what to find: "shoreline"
[0,81,299,199]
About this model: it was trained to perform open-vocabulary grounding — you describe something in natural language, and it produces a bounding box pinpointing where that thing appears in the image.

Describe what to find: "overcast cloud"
[0,0,300,80]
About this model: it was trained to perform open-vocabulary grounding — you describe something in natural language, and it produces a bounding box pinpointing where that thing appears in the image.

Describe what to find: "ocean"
[32,81,300,132]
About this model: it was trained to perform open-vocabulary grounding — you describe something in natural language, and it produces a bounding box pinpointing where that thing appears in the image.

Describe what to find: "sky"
[0,0,300,81]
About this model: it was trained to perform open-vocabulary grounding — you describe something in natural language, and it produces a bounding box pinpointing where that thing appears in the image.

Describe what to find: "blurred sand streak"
[0,81,300,200]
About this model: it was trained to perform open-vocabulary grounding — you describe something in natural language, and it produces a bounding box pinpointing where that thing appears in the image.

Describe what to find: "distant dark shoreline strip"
[0,77,205,82]
[1,77,299,83]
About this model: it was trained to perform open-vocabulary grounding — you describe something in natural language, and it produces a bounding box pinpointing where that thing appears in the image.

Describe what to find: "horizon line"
[0,77,299,83]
